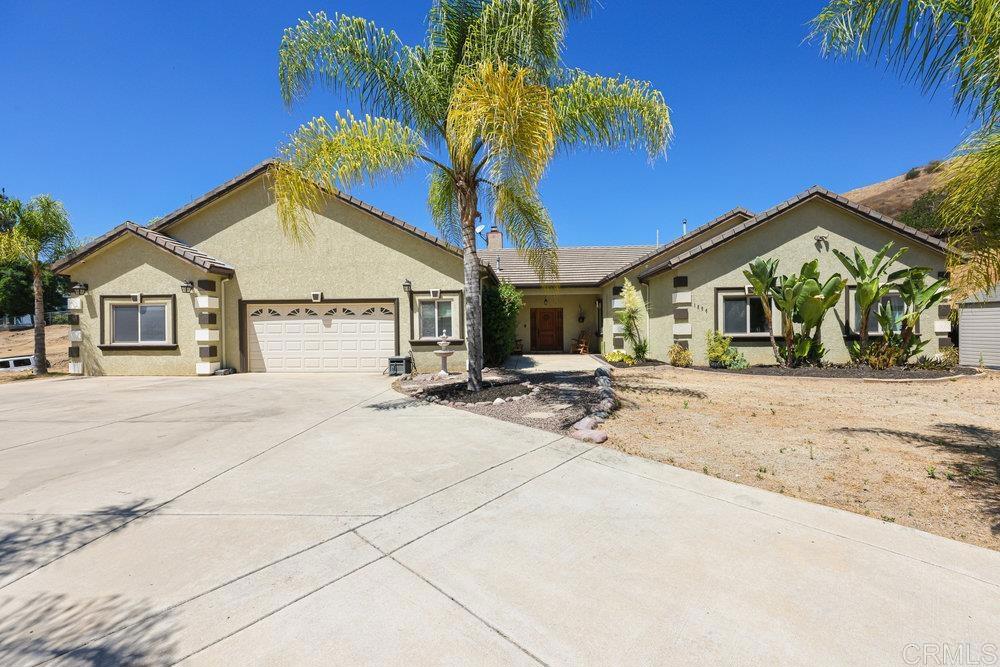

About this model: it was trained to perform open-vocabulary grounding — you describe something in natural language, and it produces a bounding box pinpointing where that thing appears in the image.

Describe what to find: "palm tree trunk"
[783,320,795,367]
[458,183,483,392]
[859,307,870,353]
[32,262,47,376]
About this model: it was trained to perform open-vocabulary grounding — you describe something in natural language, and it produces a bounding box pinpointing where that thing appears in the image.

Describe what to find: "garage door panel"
[248,302,395,373]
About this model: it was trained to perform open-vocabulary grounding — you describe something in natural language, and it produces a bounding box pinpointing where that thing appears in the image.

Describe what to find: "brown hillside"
[843,161,946,219]
[0,325,69,373]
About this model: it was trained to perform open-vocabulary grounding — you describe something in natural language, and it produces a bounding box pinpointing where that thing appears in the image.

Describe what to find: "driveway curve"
[0,374,996,665]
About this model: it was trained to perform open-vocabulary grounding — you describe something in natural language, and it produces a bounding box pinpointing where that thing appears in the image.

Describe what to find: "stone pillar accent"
[67,297,83,374]
[671,280,692,344]
[193,287,221,376]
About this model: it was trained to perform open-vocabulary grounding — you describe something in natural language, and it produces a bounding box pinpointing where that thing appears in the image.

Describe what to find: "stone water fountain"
[434,333,454,378]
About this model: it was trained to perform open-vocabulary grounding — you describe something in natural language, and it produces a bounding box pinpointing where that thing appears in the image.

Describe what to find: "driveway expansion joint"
[0,385,393,590]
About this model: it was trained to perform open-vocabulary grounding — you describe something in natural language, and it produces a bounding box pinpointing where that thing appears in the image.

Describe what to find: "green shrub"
[899,189,946,231]
[605,350,637,366]
[667,343,693,367]
[904,167,921,180]
[925,160,943,173]
[705,330,731,366]
[482,280,523,366]
[726,349,750,370]
[706,330,749,369]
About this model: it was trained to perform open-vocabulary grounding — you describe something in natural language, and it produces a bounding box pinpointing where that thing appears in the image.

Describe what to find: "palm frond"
[275,112,425,239]
[552,69,673,160]
[492,177,558,281]
[809,0,1000,128]
[463,0,566,75]
[279,12,422,127]
[940,128,1000,295]
[449,60,557,183]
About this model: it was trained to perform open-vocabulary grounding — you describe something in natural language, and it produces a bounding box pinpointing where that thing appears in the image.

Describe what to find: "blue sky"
[1,1,975,247]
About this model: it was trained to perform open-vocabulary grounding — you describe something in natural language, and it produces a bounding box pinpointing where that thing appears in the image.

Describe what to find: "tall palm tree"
[273,0,672,390]
[0,195,73,376]
[809,0,1000,296]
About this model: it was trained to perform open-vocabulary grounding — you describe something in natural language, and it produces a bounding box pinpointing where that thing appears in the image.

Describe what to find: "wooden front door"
[530,308,563,351]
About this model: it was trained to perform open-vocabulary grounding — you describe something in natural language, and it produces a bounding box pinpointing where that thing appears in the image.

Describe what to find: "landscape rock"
[595,366,612,378]
[596,376,613,388]
[573,416,598,431]
[570,428,608,444]
[493,398,505,405]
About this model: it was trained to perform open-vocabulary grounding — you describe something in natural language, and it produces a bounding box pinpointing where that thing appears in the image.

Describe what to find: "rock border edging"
[569,365,617,444]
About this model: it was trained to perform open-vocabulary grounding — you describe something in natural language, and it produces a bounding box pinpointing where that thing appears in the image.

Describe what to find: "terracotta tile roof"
[51,222,235,275]
[598,207,754,283]
[637,186,953,281]
[53,160,499,280]
[478,245,657,287]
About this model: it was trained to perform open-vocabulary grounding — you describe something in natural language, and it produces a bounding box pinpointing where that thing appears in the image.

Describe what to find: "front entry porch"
[515,289,603,354]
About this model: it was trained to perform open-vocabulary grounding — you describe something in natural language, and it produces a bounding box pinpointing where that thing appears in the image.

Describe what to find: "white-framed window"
[717,290,772,336]
[849,288,904,335]
[418,299,454,339]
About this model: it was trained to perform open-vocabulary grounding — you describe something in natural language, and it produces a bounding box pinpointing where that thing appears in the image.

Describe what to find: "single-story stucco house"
[52,160,954,376]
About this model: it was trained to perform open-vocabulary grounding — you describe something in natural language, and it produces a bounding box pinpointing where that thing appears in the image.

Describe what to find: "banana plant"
[794,260,845,363]
[832,242,909,353]
[895,268,951,361]
[743,257,781,364]
[771,271,807,367]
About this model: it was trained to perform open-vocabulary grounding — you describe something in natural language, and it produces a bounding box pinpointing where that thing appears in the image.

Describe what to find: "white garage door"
[247,302,396,372]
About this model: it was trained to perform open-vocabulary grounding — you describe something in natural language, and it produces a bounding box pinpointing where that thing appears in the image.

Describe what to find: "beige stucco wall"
[68,173,471,375]
[66,234,207,375]
[516,288,602,353]
[642,199,948,365]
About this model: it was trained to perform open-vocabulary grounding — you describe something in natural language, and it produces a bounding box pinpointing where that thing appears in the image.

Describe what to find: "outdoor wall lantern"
[402,278,412,293]
[180,280,194,293]
[70,282,88,296]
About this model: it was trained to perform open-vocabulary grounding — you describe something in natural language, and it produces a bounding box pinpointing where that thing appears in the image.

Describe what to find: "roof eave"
[637,189,952,280]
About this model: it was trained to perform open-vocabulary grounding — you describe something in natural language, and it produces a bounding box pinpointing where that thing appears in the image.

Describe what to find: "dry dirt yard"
[0,325,69,383]
[605,366,1000,551]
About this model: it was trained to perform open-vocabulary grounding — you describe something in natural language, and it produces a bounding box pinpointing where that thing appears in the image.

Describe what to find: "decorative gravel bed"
[458,370,606,435]
[429,380,532,403]
[692,364,977,380]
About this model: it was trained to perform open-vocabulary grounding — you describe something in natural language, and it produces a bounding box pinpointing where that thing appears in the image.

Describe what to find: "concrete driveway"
[0,374,997,665]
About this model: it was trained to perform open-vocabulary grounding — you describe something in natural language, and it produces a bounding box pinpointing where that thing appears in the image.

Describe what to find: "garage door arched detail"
[239,299,399,373]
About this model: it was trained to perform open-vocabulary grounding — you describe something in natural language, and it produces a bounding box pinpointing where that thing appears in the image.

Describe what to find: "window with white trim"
[111,303,169,344]
[418,299,454,338]
[849,288,904,335]
[718,290,771,336]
